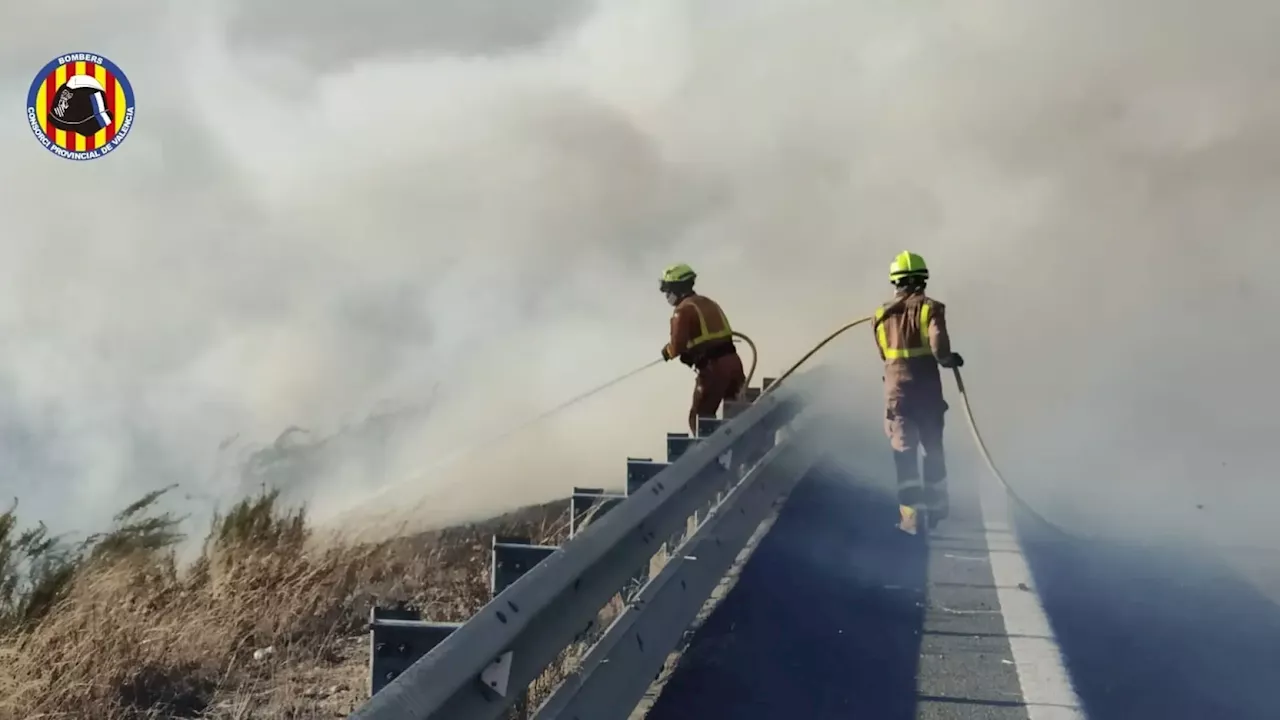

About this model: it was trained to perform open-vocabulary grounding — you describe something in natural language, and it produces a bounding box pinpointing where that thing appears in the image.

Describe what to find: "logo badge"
[26,52,136,161]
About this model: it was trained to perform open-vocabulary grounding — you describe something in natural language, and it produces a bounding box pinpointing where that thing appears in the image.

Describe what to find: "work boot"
[898,504,921,535]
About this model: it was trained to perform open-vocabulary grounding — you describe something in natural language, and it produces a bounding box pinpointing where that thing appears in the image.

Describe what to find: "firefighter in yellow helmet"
[874,251,964,535]
[659,264,746,433]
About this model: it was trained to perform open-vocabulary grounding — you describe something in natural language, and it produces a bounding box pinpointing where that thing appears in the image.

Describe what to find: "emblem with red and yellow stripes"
[26,52,137,161]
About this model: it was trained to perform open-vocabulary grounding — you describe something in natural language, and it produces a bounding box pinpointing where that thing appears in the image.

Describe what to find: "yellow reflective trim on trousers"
[685,302,733,349]
[876,302,932,359]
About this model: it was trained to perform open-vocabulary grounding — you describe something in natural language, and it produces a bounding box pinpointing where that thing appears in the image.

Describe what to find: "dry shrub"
[0,488,569,720]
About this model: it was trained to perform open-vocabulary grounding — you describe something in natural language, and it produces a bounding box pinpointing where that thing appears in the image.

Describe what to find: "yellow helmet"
[888,251,929,283]
[660,263,697,291]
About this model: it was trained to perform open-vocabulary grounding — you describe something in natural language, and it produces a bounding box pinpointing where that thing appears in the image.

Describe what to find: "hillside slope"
[0,490,568,719]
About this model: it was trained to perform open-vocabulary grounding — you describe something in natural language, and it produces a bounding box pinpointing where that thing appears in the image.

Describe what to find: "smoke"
[1,0,1277,549]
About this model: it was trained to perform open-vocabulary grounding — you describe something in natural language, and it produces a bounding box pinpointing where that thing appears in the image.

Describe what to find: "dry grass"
[0,488,570,720]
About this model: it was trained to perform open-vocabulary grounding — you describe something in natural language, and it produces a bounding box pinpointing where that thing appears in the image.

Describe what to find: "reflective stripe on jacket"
[873,291,950,364]
[876,301,933,359]
[667,293,734,362]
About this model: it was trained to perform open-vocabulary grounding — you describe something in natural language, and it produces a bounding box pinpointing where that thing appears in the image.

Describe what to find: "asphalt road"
[644,459,1280,719]
[1019,509,1280,719]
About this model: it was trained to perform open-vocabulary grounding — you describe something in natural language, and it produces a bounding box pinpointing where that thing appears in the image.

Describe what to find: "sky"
[0,0,1277,551]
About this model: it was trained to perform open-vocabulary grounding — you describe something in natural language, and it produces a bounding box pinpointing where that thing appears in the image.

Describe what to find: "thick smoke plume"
[1,0,1277,551]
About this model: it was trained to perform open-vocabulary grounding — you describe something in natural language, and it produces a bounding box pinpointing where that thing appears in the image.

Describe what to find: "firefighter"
[874,251,964,535]
[659,264,746,433]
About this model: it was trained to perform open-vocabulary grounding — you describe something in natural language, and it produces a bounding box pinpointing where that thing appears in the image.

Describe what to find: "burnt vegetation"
[0,485,569,719]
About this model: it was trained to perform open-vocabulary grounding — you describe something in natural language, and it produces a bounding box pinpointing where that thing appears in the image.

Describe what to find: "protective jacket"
[875,290,951,413]
[666,293,736,367]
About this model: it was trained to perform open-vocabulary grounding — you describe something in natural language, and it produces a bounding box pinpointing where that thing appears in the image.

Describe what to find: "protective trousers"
[690,351,746,433]
[885,404,948,517]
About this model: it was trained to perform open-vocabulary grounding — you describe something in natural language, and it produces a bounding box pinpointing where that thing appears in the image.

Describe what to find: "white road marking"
[976,480,1087,719]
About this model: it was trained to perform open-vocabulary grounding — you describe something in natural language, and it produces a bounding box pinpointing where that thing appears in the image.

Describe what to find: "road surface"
[643,458,1280,719]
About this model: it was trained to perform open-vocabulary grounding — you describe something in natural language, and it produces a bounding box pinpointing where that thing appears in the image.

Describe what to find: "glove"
[939,352,964,369]
[662,346,674,362]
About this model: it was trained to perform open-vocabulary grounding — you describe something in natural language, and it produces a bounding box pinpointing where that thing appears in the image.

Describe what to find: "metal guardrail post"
[368,605,462,698]
[370,531,562,702]
[761,378,785,446]
[489,536,560,720]
[491,536,559,597]
[625,459,668,596]
[721,384,771,473]
[722,385,765,478]
[625,458,665,495]
[570,487,623,537]
[695,416,724,437]
[694,417,732,520]
[665,433,698,463]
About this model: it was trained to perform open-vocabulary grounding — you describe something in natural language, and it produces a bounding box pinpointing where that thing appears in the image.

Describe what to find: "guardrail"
[350,367,829,720]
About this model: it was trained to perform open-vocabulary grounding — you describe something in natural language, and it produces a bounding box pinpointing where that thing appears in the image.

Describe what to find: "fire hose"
[343,318,1057,536]
[732,331,759,388]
